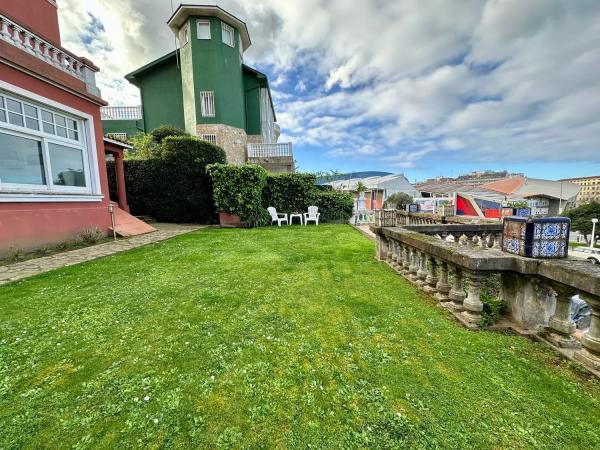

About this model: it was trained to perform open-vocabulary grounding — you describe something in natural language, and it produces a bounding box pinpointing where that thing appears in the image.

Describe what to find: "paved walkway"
[0,223,204,286]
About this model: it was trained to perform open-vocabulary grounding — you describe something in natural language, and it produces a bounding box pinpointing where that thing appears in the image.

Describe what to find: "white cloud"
[57,0,600,168]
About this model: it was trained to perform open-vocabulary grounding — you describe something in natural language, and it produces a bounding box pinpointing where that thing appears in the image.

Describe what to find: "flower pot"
[218,212,247,228]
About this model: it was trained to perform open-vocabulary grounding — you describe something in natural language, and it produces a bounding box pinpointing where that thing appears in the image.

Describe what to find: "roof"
[481,176,526,195]
[325,174,416,192]
[415,180,519,203]
[167,4,251,51]
[104,137,133,150]
[125,50,179,84]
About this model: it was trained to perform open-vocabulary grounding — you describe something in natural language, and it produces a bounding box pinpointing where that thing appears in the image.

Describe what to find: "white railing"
[105,132,128,141]
[101,106,143,120]
[0,14,100,96]
[248,142,293,158]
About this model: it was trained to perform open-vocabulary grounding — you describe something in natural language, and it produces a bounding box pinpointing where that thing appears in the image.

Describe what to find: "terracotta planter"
[218,212,247,228]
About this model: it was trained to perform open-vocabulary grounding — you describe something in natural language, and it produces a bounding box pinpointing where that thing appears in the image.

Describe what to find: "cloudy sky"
[58,0,600,181]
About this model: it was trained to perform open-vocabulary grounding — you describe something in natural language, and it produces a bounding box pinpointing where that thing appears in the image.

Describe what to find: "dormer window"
[221,22,234,47]
[197,20,211,39]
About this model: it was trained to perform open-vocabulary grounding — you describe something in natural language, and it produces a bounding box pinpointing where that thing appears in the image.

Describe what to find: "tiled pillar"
[423,256,438,294]
[435,259,451,303]
[461,271,485,328]
[575,293,600,370]
[546,283,579,348]
[447,266,466,311]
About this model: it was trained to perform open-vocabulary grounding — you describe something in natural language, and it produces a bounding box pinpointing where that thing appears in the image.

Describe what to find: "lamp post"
[592,218,599,249]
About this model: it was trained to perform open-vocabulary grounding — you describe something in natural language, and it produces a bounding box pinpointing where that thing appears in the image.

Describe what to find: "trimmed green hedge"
[207,164,269,227]
[207,165,354,225]
[108,135,226,223]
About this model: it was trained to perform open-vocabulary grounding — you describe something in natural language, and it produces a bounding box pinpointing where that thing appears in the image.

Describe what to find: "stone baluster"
[424,256,438,294]
[376,235,389,261]
[416,251,428,288]
[493,233,503,249]
[0,18,11,42]
[33,37,43,56]
[447,265,466,311]
[575,293,600,371]
[52,49,62,68]
[545,283,579,348]
[435,259,451,303]
[408,247,419,282]
[23,32,34,53]
[399,244,410,275]
[12,24,23,47]
[461,271,486,328]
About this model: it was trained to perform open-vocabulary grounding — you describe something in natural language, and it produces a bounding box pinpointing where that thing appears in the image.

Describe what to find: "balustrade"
[372,220,600,375]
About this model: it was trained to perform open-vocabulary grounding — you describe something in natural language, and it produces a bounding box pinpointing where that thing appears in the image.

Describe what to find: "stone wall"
[196,124,247,165]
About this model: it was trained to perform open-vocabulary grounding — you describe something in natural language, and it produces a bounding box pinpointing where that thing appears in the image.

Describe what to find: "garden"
[1,225,600,448]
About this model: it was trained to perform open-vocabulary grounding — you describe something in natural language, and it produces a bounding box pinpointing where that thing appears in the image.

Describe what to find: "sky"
[57,0,600,182]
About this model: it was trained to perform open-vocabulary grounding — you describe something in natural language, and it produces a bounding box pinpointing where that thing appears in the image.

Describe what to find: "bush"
[264,173,317,213]
[76,227,105,244]
[108,135,226,223]
[208,164,269,227]
[150,125,188,144]
[313,190,354,223]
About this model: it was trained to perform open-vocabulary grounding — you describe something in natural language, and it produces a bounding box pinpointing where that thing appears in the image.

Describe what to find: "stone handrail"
[0,14,100,96]
[372,223,600,374]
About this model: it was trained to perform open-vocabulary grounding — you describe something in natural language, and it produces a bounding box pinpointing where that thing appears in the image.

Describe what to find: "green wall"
[243,69,261,135]
[188,16,246,130]
[101,119,144,137]
[135,55,185,132]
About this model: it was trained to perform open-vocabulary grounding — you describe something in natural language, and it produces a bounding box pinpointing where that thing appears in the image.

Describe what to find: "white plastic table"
[289,213,303,225]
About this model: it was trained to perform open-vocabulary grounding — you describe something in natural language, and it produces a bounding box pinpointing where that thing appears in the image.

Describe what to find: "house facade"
[0,0,142,256]
[102,5,294,174]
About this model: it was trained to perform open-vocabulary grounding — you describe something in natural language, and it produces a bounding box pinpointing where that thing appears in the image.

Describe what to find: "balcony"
[247,143,294,173]
[0,14,100,97]
[101,106,143,121]
[247,142,292,158]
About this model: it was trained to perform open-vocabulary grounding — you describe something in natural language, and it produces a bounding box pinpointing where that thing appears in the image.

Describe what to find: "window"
[180,24,190,46]
[201,134,217,145]
[221,22,234,47]
[197,20,211,39]
[200,91,215,117]
[0,91,91,194]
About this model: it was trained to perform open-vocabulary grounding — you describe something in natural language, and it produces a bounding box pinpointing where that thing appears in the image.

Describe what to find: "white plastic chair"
[268,207,288,226]
[304,206,320,226]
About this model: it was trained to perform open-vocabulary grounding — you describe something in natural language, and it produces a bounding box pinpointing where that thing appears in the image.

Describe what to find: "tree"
[562,201,600,243]
[355,181,367,193]
[384,192,414,210]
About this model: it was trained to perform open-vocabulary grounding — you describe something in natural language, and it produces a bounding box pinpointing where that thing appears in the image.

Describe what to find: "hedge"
[208,165,354,225]
[107,135,226,223]
[207,163,269,226]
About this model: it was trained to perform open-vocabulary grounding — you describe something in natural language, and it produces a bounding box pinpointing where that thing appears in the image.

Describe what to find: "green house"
[101,5,294,173]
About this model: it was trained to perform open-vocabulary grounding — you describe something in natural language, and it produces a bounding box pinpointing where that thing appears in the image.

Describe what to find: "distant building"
[482,176,580,214]
[325,174,419,210]
[101,5,294,173]
[420,170,523,186]
[559,176,600,207]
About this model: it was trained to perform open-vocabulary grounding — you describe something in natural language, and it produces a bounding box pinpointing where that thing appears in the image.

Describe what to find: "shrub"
[150,125,188,144]
[208,164,269,227]
[314,190,354,223]
[76,227,105,244]
[479,274,506,326]
[108,135,226,223]
[264,173,317,213]
[129,132,160,159]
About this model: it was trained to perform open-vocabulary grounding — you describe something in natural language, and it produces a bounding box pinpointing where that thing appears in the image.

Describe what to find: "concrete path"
[0,223,204,286]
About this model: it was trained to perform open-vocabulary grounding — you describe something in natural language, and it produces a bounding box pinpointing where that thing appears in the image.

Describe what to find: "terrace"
[1,225,600,447]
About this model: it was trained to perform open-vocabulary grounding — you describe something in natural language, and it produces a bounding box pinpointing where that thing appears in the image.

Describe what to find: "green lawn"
[1,225,599,449]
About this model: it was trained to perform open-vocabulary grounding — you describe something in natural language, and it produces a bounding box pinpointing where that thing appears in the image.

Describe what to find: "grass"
[1,225,600,449]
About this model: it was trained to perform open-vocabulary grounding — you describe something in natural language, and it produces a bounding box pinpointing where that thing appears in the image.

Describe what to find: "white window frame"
[200,91,215,118]
[221,22,234,47]
[0,80,102,202]
[197,20,211,40]
[201,134,217,145]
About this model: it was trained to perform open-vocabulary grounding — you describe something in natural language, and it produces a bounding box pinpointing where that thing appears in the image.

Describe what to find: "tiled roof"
[481,176,526,194]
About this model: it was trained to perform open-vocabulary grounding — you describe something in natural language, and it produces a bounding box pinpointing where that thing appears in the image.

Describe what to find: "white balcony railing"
[101,106,143,120]
[0,14,100,96]
[248,142,293,158]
